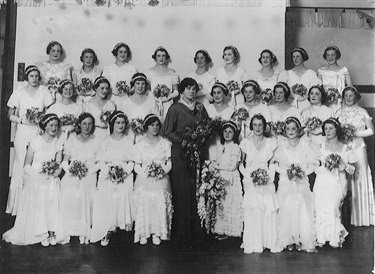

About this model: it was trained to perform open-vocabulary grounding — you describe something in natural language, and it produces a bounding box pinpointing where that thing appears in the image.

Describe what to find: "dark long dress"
[160,101,209,243]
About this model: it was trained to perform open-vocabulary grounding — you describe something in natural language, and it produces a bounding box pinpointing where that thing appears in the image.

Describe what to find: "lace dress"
[240,137,279,253]
[72,67,102,104]
[132,137,173,243]
[90,136,134,243]
[186,70,215,105]
[3,136,63,245]
[336,106,375,226]
[6,86,53,216]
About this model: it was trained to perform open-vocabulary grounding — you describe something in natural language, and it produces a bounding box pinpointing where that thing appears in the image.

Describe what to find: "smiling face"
[261,51,272,67]
[45,119,59,137]
[134,80,147,95]
[95,82,110,99]
[292,51,303,66]
[195,52,207,68]
[243,86,256,103]
[324,123,337,140]
[285,121,299,139]
[325,49,337,65]
[82,52,95,67]
[212,87,225,104]
[223,127,235,142]
[309,87,322,105]
[113,117,126,134]
[343,90,357,106]
[252,118,264,136]
[147,120,160,136]
[49,44,62,62]
[274,87,286,103]
[27,71,40,87]
[116,46,128,63]
[80,117,94,135]
[183,85,197,101]
[61,83,74,100]
[223,49,236,64]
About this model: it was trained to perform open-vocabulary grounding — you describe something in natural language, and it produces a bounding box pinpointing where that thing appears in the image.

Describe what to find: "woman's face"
[223,127,235,142]
[113,117,126,134]
[45,119,59,137]
[80,117,93,135]
[155,50,167,65]
[261,52,272,67]
[147,120,160,136]
[116,46,128,63]
[344,90,357,106]
[212,87,225,104]
[49,44,62,62]
[82,52,95,67]
[134,80,146,95]
[292,51,304,66]
[61,83,74,100]
[27,71,40,87]
[96,83,110,99]
[183,85,197,101]
[274,87,286,103]
[243,86,256,103]
[325,49,337,65]
[223,49,236,64]
[252,118,264,136]
[196,53,207,69]
[309,88,322,105]
[324,123,337,140]
[286,121,299,139]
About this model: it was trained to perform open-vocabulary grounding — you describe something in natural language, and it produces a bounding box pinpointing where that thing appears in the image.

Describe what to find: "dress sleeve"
[162,138,172,159]
[42,87,54,108]
[160,105,183,145]
[7,86,23,108]
[278,70,289,84]
[359,107,372,121]
[171,72,180,86]
[102,65,110,79]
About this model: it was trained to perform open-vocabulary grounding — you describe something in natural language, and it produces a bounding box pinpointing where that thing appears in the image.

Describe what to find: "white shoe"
[41,238,49,247]
[101,235,110,247]
[79,236,85,244]
[152,235,161,245]
[140,237,147,245]
[49,236,57,246]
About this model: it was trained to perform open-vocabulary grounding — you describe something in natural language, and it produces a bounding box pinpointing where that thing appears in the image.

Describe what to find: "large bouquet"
[232,108,249,123]
[25,107,44,124]
[146,162,165,180]
[324,153,342,172]
[115,81,132,96]
[108,165,127,184]
[304,116,323,132]
[46,77,60,93]
[287,164,305,181]
[77,78,93,97]
[153,84,171,99]
[100,110,113,125]
[341,124,356,144]
[270,121,285,136]
[69,160,88,180]
[260,88,274,105]
[208,116,226,133]
[326,88,341,106]
[227,80,240,93]
[182,119,212,170]
[197,161,229,233]
[41,160,60,176]
[250,168,269,186]
[60,114,78,126]
[291,83,308,97]
[130,118,145,135]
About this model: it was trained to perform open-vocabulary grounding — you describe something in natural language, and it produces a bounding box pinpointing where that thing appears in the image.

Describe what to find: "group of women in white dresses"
[3,41,374,254]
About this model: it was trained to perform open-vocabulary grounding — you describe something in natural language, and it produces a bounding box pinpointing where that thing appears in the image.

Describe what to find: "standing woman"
[37,41,72,102]
[6,65,54,216]
[148,46,179,119]
[249,49,280,91]
[102,42,137,107]
[133,114,173,245]
[60,113,102,244]
[83,76,116,139]
[278,47,321,112]
[336,86,375,226]
[215,45,248,107]
[160,77,209,249]
[73,48,102,104]
[90,111,134,246]
[186,50,215,105]
[3,114,63,246]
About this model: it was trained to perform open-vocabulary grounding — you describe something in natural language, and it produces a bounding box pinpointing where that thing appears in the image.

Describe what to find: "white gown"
[248,70,281,91]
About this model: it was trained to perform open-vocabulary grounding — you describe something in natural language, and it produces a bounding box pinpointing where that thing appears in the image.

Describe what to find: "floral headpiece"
[41,113,59,126]
[243,80,260,91]
[113,42,128,53]
[143,113,158,125]
[285,116,302,129]
[24,65,40,75]
[109,112,128,124]
[47,40,59,48]
[131,73,148,86]
[276,81,290,92]
[212,82,229,96]
[326,117,340,127]
[222,120,238,131]
[94,76,108,86]
[59,79,74,89]
[292,47,309,61]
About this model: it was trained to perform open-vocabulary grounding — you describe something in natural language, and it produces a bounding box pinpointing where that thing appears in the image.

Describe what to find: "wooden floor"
[0,211,373,274]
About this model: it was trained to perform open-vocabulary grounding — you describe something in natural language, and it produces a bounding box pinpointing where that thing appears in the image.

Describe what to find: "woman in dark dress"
[160,77,209,249]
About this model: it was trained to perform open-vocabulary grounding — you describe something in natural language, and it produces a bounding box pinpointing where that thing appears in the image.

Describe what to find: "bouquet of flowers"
[100,110,113,125]
[341,124,356,144]
[108,165,127,184]
[60,114,78,126]
[287,163,305,181]
[197,161,229,233]
[77,78,93,97]
[291,83,308,97]
[182,119,212,169]
[130,118,145,135]
[115,81,132,96]
[260,88,274,105]
[232,108,249,123]
[68,160,88,180]
[270,121,285,136]
[153,84,171,99]
[146,162,165,180]
[25,107,44,124]
[326,88,341,106]
[305,116,323,132]
[46,77,60,93]
[41,160,60,176]
[250,168,270,186]
[148,0,159,6]
[324,153,342,171]
[227,80,240,93]
[209,116,226,133]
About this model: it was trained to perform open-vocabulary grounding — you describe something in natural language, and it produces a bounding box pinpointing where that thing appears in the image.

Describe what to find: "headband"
[285,116,302,129]
[47,41,59,48]
[276,82,289,92]
[222,120,238,131]
[212,82,229,94]
[292,47,307,57]
[243,80,260,91]
[25,65,39,75]
[131,74,147,85]
[144,114,158,125]
[94,76,107,86]
[226,45,239,58]
[109,112,127,123]
[197,49,210,57]
[261,49,276,61]
[327,45,340,52]
[326,117,340,127]
[59,79,74,89]
[42,114,59,125]
[113,42,127,52]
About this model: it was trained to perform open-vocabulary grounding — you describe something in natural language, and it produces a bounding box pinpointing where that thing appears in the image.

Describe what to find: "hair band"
[25,65,40,75]
[285,116,302,129]
[222,120,238,131]
[144,114,158,125]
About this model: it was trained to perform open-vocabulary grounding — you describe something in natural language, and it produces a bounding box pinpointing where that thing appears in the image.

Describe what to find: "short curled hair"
[291,47,309,62]
[108,111,128,134]
[111,42,132,59]
[93,76,111,91]
[152,47,171,61]
[130,72,148,88]
[76,112,95,135]
[46,41,63,55]
[211,82,229,97]
[241,80,260,95]
[273,82,291,101]
[143,113,161,131]
[80,48,98,64]
[194,50,212,64]
[222,45,239,60]
[258,49,277,65]
[250,114,267,131]
[342,86,361,102]
[323,46,341,60]
[39,113,60,131]
[322,118,343,140]
[308,85,327,104]
[58,79,74,94]
[285,116,302,130]
[178,77,199,94]
[24,65,41,81]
